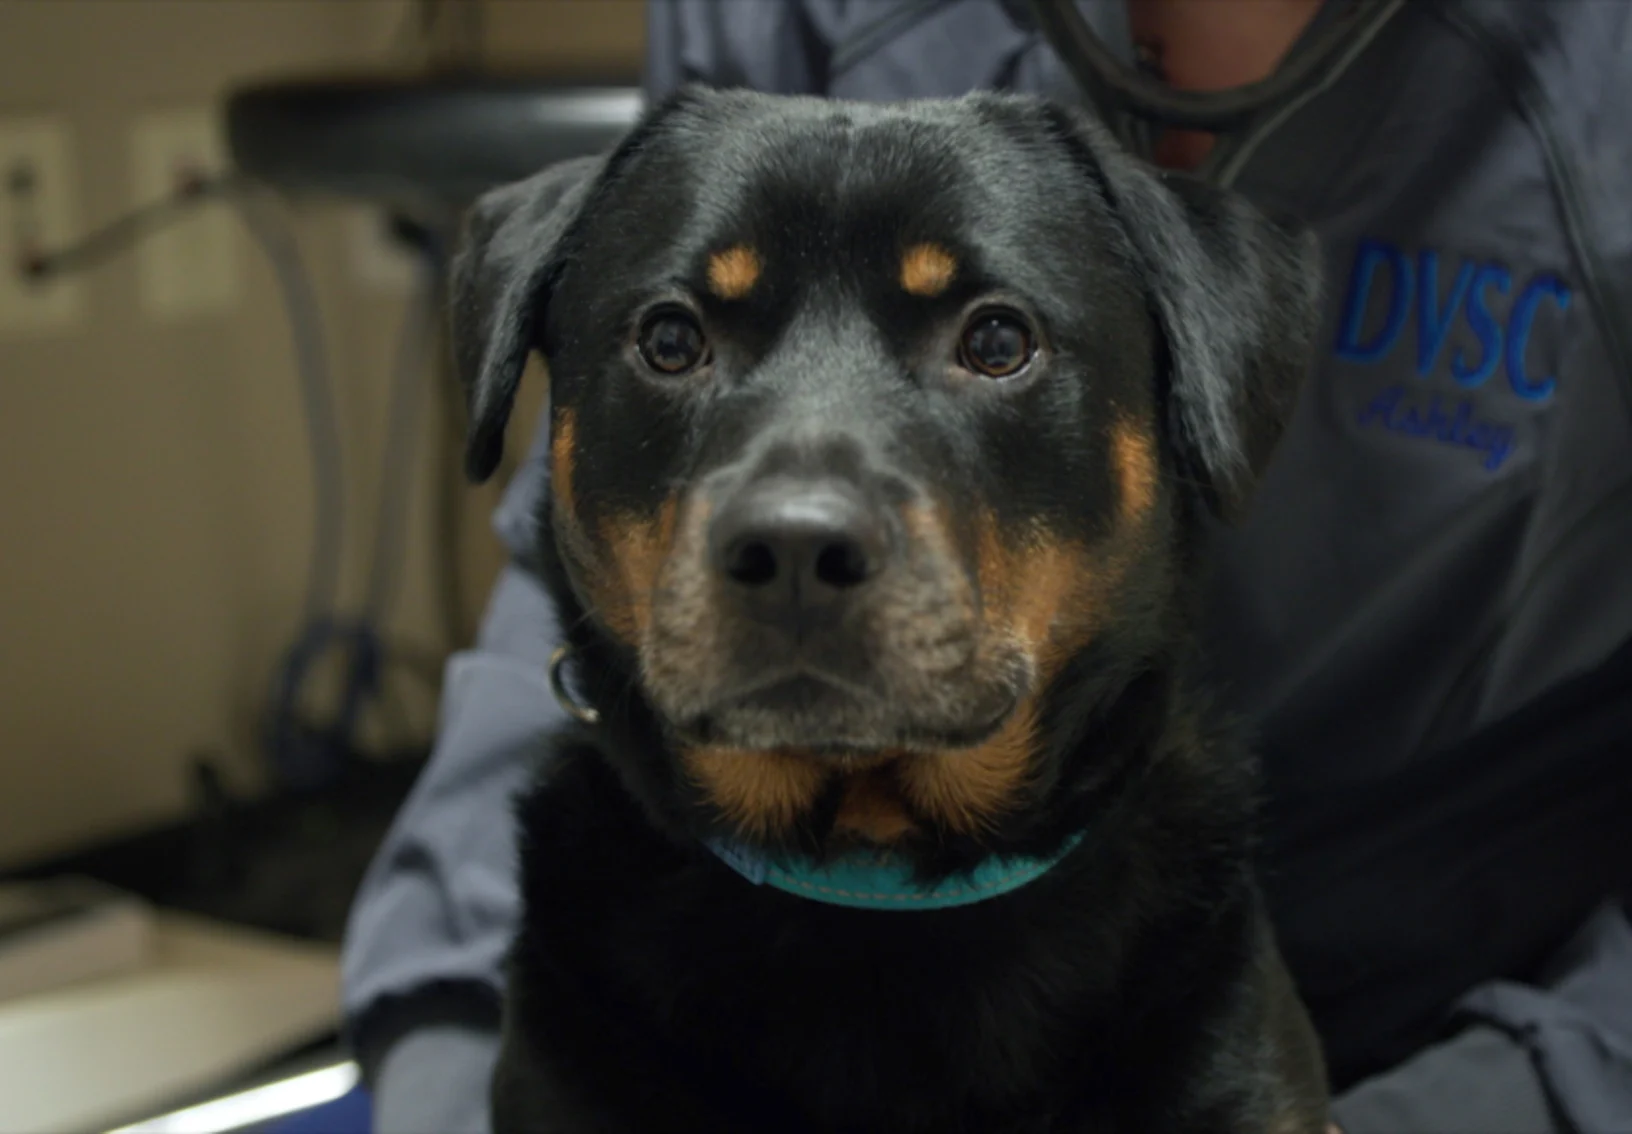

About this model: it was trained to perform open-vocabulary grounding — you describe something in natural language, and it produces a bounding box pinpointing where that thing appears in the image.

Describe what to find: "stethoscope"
[827,0,1408,188]
[1022,0,1408,187]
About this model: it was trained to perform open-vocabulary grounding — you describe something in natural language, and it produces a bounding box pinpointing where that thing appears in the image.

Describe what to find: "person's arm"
[1332,899,1632,1133]
[341,548,564,1133]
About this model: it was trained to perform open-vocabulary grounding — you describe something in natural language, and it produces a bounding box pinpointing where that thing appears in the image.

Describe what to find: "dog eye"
[958,311,1035,379]
[637,310,708,375]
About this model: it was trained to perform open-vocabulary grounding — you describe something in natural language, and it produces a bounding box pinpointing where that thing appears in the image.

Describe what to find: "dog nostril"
[815,540,870,589]
[709,480,890,603]
[726,540,779,587]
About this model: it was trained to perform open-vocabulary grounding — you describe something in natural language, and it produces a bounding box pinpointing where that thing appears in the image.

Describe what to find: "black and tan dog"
[453,86,1327,1133]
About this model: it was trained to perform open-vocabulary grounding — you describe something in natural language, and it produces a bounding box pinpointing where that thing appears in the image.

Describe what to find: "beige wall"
[0,0,643,867]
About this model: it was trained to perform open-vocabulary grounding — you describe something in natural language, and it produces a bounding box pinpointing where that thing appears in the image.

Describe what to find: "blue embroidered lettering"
[1506,273,1570,401]
[1334,239,1564,409]
[1333,240,1561,472]
[1415,249,1476,376]
[1451,262,1510,388]
[1463,421,1515,471]
[1356,384,1515,471]
[1334,237,1412,363]
[1357,384,1405,429]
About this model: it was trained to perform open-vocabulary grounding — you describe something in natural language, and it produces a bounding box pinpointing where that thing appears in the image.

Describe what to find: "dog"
[452,86,1328,1133]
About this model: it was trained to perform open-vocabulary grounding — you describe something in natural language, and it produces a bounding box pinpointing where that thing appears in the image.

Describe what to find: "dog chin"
[670,677,1019,755]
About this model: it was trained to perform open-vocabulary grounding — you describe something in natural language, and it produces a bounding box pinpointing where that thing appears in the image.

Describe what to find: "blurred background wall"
[0,0,644,867]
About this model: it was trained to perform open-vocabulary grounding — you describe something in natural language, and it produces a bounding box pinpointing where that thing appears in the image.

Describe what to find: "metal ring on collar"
[548,644,601,725]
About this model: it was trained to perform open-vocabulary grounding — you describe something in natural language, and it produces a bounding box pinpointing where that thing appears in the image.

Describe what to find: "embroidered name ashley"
[1357,385,1513,470]
[1332,236,1570,471]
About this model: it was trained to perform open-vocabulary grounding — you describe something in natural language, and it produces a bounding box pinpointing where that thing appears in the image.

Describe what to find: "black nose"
[709,479,890,627]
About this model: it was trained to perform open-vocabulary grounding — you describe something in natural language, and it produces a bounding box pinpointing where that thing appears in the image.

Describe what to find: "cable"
[363,228,442,624]
[17,168,353,635]
[10,168,244,284]
[1202,0,1408,189]
[11,163,448,781]
[1024,0,1404,132]
[232,192,374,787]
[10,170,357,783]
[247,208,463,783]
[233,193,346,629]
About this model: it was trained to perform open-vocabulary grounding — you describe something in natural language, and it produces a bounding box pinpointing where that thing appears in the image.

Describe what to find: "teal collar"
[705,833,1085,912]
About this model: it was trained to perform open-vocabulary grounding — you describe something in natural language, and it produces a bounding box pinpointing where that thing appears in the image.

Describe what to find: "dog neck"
[701,831,1087,911]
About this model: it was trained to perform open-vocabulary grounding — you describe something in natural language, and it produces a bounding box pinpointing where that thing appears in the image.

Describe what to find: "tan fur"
[594,497,680,644]
[551,409,578,525]
[899,242,958,297]
[1111,419,1160,522]
[548,407,608,594]
[896,512,1107,833]
[683,746,830,837]
[897,704,1039,834]
[707,245,761,300]
[833,767,921,844]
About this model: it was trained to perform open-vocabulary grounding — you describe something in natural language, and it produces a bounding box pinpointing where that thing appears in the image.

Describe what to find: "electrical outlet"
[0,116,85,336]
[130,107,240,321]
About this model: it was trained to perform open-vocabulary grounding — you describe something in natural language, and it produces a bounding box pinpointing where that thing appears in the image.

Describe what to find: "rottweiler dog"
[453,87,1328,1134]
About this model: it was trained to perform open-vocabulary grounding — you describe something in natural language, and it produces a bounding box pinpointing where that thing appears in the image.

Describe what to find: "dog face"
[454,88,1320,850]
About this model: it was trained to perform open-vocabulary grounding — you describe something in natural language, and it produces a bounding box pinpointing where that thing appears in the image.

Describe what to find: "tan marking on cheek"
[832,769,920,845]
[972,509,1019,628]
[900,498,962,555]
[707,245,761,300]
[908,512,1104,832]
[549,407,604,575]
[899,242,957,297]
[594,496,680,644]
[975,508,1105,669]
[898,703,1038,834]
[1110,419,1159,522]
[900,500,966,591]
[1011,535,1102,676]
[683,746,831,837]
[550,409,578,524]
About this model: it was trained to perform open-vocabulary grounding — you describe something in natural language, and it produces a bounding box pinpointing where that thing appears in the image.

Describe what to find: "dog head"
[452,88,1320,854]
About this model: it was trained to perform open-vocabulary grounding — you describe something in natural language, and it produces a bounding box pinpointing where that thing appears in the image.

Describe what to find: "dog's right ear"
[1038,103,1322,523]
[450,154,606,483]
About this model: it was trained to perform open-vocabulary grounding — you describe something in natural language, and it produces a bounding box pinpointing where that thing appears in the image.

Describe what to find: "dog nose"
[710,479,890,625]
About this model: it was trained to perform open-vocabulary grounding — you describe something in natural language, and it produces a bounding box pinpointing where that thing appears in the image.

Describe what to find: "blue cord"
[365,233,443,624]
[240,197,445,790]
[19,176,446,792]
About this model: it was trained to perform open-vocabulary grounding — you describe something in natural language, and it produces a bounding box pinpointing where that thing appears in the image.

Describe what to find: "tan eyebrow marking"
[707,245,761,300]
[900,242,958,296]
[1110,418,1159,522]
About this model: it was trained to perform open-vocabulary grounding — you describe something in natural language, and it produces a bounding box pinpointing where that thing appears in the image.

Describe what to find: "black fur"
[452,88,1327,1133]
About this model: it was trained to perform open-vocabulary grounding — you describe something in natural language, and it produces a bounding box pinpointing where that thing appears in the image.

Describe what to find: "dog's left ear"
[1049,107,1324,522]
[450,154,606,483]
